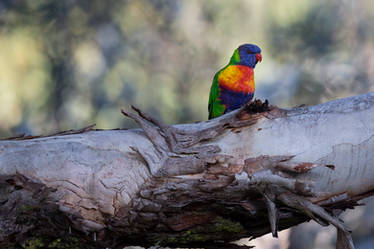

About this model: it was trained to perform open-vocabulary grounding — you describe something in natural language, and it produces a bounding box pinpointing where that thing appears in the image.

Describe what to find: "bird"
[208,43,262,119]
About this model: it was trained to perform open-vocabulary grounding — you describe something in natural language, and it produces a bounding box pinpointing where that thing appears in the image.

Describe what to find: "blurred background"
[0,0,373,248]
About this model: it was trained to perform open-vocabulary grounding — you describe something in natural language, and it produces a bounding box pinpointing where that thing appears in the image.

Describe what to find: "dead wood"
[1,94,374,248]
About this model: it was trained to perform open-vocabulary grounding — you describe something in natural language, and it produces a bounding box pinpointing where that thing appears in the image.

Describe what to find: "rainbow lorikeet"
[208,44,262,119]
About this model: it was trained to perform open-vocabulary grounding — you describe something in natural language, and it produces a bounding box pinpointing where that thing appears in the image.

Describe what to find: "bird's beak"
[256,53,262,62]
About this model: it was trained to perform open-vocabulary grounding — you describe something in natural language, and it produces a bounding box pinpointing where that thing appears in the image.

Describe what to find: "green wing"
[208,50,239,119]
[208,70,226,119]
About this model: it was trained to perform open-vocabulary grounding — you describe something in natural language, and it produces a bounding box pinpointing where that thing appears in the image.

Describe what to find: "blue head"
[235,44,262,68]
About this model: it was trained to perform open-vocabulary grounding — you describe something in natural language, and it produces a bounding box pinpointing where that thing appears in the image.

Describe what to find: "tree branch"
[1,93,374,248]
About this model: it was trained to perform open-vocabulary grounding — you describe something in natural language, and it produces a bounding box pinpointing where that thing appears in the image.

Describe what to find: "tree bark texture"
[1,93,374,248]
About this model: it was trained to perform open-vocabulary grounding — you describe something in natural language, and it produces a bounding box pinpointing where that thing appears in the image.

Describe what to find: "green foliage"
[20,236,81,249]
[154,230,210,245]
[21,238,45,249]
[213,216,243,233]
[48,237,80,249]
[151,216,245,246]
[0,0,372,137]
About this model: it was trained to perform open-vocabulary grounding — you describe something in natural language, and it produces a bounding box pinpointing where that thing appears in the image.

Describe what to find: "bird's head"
[230,43,262,68]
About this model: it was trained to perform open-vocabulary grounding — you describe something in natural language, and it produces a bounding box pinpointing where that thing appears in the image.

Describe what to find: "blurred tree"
[1,0,374,248]
[2,0,374,136]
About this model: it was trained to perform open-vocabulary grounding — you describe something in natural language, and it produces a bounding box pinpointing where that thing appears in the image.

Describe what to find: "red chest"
[218,65,255,93]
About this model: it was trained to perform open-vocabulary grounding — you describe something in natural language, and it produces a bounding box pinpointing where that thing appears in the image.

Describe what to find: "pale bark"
[0,93,374,248]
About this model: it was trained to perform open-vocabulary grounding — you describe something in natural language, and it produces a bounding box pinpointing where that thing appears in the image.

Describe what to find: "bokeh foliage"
[1,0,374,138]
[1,1,374,248]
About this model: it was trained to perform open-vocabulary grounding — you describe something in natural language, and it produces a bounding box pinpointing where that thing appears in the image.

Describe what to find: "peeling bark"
[1,93,374,248]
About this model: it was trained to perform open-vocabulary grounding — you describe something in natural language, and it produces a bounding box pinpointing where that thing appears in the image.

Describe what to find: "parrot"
[208,43,262,119]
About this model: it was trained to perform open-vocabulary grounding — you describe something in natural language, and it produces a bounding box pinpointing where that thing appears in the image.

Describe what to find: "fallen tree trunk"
[1,93,374,248]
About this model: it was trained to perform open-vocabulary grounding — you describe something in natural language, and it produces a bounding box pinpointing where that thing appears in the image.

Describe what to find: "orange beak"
[256,53,262,62]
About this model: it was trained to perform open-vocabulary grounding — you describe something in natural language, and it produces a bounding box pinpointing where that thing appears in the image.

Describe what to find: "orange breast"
[218,65,255,93]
